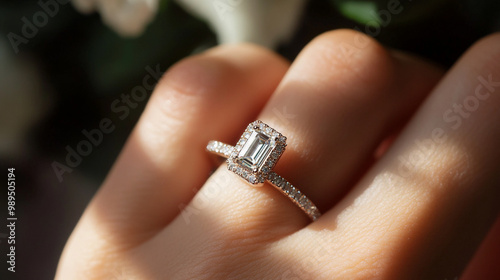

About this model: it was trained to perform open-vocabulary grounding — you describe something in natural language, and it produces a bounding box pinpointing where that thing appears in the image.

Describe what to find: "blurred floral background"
[0,0,499,278]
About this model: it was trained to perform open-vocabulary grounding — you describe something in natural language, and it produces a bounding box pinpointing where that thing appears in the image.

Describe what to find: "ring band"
[206,120,321,221]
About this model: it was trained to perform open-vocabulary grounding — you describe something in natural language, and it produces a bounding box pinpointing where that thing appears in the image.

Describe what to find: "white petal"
[175,0,308,48]
[98,0,158,36]
[71,0,98,14]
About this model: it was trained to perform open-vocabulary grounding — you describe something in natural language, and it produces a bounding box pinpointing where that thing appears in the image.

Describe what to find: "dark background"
[0,0,499,279]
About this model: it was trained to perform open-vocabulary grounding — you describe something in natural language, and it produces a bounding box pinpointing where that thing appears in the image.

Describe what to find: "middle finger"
[164,29,443,244]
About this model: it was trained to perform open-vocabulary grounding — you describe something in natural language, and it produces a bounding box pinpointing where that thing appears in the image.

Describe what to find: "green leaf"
[336,1,380,27]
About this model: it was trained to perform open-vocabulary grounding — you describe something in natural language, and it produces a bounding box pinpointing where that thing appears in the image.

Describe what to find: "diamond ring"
[206,120,321,221]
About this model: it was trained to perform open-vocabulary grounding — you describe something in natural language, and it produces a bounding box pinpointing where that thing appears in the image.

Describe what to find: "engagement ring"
[206,120,321,221]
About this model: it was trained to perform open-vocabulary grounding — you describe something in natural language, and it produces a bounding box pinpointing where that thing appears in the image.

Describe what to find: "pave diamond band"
[267,171,321,220]
[206,120,321,221]
[206,141,233,158]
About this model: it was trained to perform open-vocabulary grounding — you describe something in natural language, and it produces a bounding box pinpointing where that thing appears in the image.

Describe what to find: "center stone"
[237,131,274,171]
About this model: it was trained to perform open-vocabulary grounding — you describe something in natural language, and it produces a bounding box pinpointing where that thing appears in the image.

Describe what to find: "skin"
[56,30,500,280]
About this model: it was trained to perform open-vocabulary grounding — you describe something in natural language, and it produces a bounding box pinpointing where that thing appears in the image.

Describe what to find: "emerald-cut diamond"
[237,131,274,172]
[227,120,286,185]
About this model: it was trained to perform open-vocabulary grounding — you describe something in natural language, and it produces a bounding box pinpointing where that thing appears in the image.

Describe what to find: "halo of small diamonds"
[226,120,286,185]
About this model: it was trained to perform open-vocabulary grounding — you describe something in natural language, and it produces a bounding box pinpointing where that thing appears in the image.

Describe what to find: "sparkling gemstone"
[299,195,308,205]
[294,191,301,199]
[237,131,274,172]
[248,175,257,184]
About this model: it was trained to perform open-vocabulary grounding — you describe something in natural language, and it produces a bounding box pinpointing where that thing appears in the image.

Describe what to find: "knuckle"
[302,29,395,101]
[467,32,500,74]
[155,54,231,99]
[145,52,237,127]
[154,43,286,101]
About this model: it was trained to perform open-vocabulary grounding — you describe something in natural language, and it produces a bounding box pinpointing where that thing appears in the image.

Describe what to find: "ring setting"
[228,120,286,185]
[206,120,321,221]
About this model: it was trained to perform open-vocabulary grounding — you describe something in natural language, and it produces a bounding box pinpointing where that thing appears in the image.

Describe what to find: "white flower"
[72,0,306,48]
[175,0,308,48]
[72,0,159,37]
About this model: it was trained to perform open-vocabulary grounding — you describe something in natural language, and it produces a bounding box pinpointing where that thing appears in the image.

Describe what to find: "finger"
[57,44,289,278]
[259,46,444,210]
[154,29,442,242]
[203,29,442,227]
[79,45,288,242]
[308,33,500,279]
[137,30,443,277]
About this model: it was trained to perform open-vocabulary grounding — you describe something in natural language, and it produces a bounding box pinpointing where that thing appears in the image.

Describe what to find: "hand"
[56,30,500,279]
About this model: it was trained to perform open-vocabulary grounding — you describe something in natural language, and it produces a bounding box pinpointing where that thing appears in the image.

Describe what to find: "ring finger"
[145,29,443,260]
